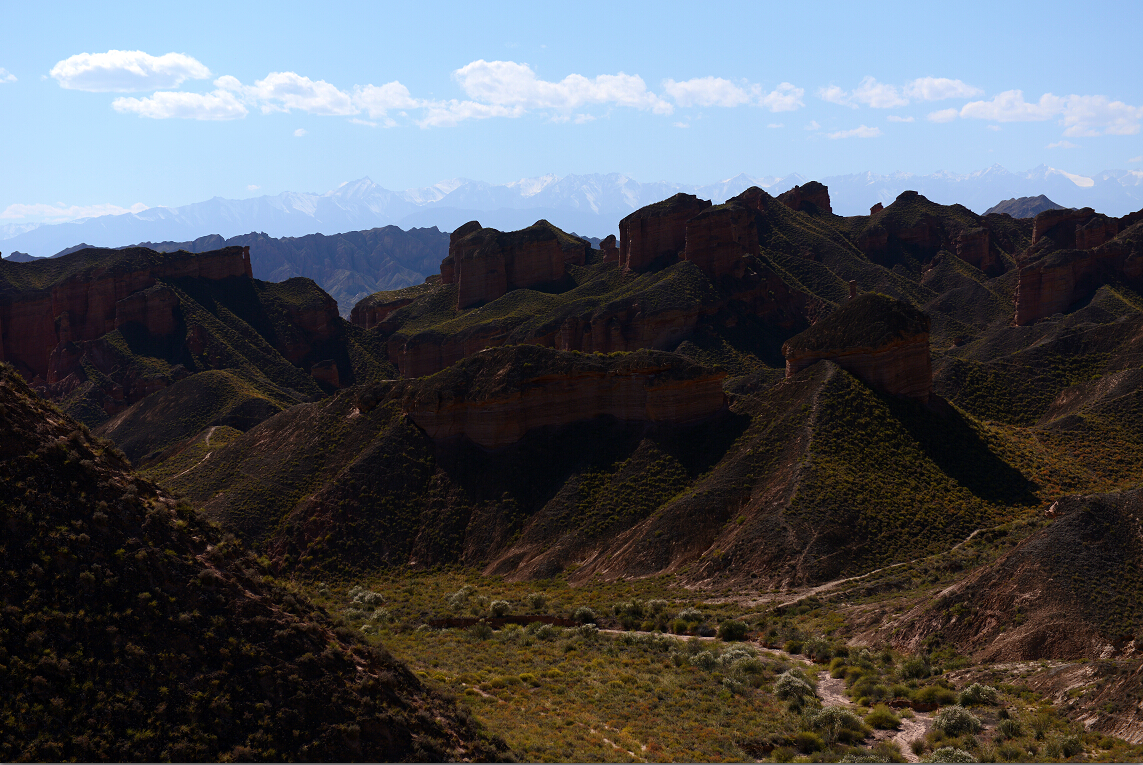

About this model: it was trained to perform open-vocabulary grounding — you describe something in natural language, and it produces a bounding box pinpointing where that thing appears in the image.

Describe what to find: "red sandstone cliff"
[619,193,712,273]
[440,220,589,309]
[1015,211,1143,325]
[782,293,932,400]
[683,203,758,279]
[388,346,727,449]
[777,181,832,215]
[0,246,251,382]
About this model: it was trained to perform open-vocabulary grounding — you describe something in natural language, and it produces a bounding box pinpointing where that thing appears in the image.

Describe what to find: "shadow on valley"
[886,392,1039,507]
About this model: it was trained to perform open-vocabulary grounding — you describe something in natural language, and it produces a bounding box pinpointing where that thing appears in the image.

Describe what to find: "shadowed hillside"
[0,362,508,762]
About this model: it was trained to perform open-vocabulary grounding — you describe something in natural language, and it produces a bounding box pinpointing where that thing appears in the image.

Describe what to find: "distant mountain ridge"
[4,165,1141,258]
[984,194,1067,218]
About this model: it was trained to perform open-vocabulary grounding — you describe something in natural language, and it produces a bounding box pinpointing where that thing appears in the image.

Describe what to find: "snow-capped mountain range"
[4,166,1142,259]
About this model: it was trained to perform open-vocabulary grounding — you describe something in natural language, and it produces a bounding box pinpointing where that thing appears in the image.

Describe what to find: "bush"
[812,706,866,744]
[647,599,668,616]
[489,600,511,617]
[803,636,832,662]
[829,657,848,678]
[933,706,982,737]
[690,651,718,671]
[922,746,976,763]
[678,606,703,623]
[1060,735,1083,758]
[793,731,824,754]
[957,683,999,707]
[996,718,1021,739]
[467,621,493,640]
[446,585,474,611]
[774,670,817,701]
[914,685,958,707]
[525,592,546,611]
[717,620,748,641]
[572,606,596,625]
[783,639,804,655]
[865,704,901,730]
[901,655,931,679]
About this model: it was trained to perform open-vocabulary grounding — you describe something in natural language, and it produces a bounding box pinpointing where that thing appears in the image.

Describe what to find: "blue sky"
[2,0,1142,224]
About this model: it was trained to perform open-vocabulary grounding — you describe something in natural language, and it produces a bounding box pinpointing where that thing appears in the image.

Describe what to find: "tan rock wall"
[785,334,932,399]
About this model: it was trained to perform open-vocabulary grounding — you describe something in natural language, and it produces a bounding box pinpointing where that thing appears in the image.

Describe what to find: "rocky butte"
[0,245,252,383]
[440,219,589,309]
[1015,208,1143,325]
[782,292,932,400]
[378,345,727,449]
[618,193,712,272]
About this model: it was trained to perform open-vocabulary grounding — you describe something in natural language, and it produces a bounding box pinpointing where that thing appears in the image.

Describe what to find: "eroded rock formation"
[0,245,251,381]
[619,193,712,273]
[1015,212,1143,325]
[683,202,758,278]
[440,220,589,309]
[386,346,727,448]
[778,181,832,215]
[782,292,932,400]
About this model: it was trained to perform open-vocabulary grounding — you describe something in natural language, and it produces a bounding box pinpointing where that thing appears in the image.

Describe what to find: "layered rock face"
[683,203,758,278]
[391,346,727,448]
[619,193,712,272]
[600,234,619,263]
[349,294,417,331]
[777,181,832,214]
[1015,212,1143,325]
[440,220,589,309]
[954,227,998,272]
[0,246,251,381]
[782,292,932,400]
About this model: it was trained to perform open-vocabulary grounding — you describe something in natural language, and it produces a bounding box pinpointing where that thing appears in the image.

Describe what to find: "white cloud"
[349,117,381,127]
[455,60,672,115]
[987,125,1001,131]
[0,68,15,84]
[827,125,881,139]
[927,108,959,123]
[1047,140,1078,149]
[818,85,852,107]
[672,121,689,128]
[851,77,908,108]
[662,77,803,112]
[959,90,1143,136]
[573,113,595,124]
[112,87,248,120]
[664,76,754,107]
[887,115,914,123]
[416,100,524,128]
[218,72,357,116]
[293,128,307,137]
[353,81,422,118]
[1060,95,1143,137]
[760,82,804,112]
[1,201,149,223]
[959,90,1064,122]
[1130,156,1143,163]
[247,185,261,191]
[50,50,209,92]
[904,77,981,101]
[804,120,820,130]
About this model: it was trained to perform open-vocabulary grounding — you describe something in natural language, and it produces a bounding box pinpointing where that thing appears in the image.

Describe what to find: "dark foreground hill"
[0,362,507,761]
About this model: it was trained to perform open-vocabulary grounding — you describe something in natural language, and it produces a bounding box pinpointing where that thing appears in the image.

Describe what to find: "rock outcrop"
[777,181,832,215]
[0,245,251,381]
[619,193,712,273]
[1015,213,1143,325]
[387,345,727,448]
[683,202,758,278]
[782,292,932,400]
[440,220,589,309]
[600,234,619,263]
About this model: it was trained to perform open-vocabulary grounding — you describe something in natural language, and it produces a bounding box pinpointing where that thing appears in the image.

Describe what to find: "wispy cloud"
[1130,156,1143,163]
[959,90,1143,136]
[821,76,980,109]
[246,185,261,191]
[50,50,209,92]
[293,128,307,137]
[1046,140,1077,149]
[887,115,914,123]
[1,201,149,223]
[455,60,672,114]
[218,72,357,116]
[827,125,881,139]
[804,120,820,130]
[0,68,15,84]
[112,87,248,120]
[927,108,959,123]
